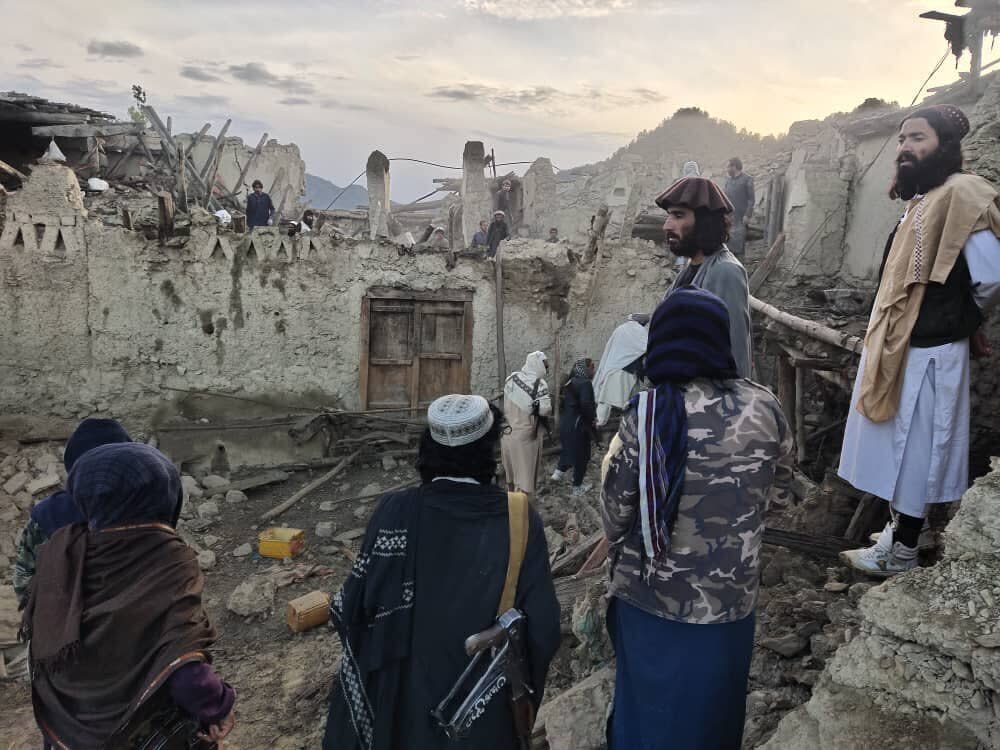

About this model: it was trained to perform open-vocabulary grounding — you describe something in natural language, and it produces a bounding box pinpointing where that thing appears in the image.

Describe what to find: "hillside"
[304,173,369,210]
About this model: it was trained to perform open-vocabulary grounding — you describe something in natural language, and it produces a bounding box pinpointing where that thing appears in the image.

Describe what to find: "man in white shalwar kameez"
[501,351,552,495]
[839,104,1000,577]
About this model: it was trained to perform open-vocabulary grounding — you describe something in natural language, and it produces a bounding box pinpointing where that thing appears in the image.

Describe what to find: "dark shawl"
[22,443,214,749]
[324,481,561,750]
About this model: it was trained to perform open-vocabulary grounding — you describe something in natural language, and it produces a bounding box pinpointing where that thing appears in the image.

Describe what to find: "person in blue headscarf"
[22,442,235,749]
[600,287,793,750]
[12,417,132,607]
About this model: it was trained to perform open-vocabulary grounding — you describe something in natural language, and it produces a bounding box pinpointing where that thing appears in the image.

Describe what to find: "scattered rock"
[197,501,220,519]
[13,492,33,512]
[197,550,217,571]
[227,574,276,616]
[26,475,60,495]
[353,505,369,519]
[202,475,229,491]
[848,582,874,604]
[535,665,614,750]
[225,489,248,505]
[824,581,850,593]
[2,472,29,496]
[186,518,214,532]
[334,528,366,544]
[315,521,336,538]
[545,526,565,554]
[760,632,810,658]
[233,543,253,558]
[381,456,397,471]
[319,501,337,511]
[181,475,204,500]
[202,535,220,547]
[360,483,381,497]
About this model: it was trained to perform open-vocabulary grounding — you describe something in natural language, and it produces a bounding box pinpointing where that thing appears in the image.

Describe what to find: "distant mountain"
[305,173,369,210]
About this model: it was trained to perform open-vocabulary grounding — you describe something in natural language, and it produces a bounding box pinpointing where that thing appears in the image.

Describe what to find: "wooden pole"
[795,366,807,464]
[230,132,269,200]
[750,296,863,354]
[176,144,188,213]
[777,355,796,430]
[495,253,507,393]
[202,121,233,210]
[259,450,360,521]
[141,106,221,210]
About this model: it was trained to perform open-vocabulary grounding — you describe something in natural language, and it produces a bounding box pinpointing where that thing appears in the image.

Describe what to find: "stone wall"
[0,164,669,424]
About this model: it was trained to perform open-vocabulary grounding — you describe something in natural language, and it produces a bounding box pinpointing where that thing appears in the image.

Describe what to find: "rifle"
[530,379,550,440]
[431,608,535,749]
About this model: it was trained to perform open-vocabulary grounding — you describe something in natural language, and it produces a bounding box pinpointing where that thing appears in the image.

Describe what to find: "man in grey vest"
[724,157,754,258]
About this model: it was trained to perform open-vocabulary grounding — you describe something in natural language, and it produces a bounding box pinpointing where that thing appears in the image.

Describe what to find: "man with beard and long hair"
[657,176,753,377]
[839,104,1000,577]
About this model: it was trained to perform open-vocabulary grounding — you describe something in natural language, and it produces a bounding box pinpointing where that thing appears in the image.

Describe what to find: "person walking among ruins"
[551,358,597,496]
[13,417,132,608]
[501,351,552,496]
[323,394,561,750]
[659,175,753,378]
[23,442,235,748]
[601,287,793,750]
[593,318,649,427]
[486,209,509,260]
[724,157,754,257]
[246,178,275,229]
[472,219,489,248]
[496,179,514,221]
[839,104,1000,577]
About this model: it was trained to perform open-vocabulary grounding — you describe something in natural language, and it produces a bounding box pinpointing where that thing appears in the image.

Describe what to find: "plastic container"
[258,527,305,559]
[286,590,331,633]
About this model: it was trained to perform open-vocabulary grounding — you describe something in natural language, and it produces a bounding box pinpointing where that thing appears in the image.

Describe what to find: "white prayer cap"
[427,394,494,447]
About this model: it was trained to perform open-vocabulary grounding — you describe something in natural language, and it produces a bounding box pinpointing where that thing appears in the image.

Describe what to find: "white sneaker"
[571,483,593,497]
[551,469,568,481]
[841,540,918,578]
[869,524,935,551]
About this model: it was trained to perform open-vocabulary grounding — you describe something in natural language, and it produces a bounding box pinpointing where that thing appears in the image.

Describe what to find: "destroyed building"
[3,31,1000,746]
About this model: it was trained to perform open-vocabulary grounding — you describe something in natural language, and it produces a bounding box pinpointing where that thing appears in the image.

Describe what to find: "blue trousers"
[608,598,756,750]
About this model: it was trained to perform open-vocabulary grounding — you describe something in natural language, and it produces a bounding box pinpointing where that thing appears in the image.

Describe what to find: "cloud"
[394,55,421,62]
[428,82,665,111]
[320,100,377,112]
[18,58,64,70]
[228,62,314,95]
[471,128,630,150]
[87,40,144,58]
[462,0,634,20]
[180,65,221,82]
[176,94,230,107]
[279,97,311,106]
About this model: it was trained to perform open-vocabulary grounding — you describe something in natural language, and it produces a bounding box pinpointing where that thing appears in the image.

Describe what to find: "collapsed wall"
[0,163,669,424]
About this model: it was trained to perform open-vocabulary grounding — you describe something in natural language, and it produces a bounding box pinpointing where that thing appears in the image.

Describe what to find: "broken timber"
[260,450,360,521]
[750,296,863,354]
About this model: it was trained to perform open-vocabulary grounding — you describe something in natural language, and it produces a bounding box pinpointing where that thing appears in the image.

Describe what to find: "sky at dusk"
[0,0,983,199]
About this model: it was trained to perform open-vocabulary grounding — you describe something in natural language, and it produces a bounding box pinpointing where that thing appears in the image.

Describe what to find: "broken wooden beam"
[762,527,854,559]
[30,122,143,138]
[748,233,785,294]
[205,470,290,496]
[550,531,604,577]
[157,191,175,243]
[0,158,29,181]
[230,131,269,199]
[750,296,863,354]
[260,450,360,521]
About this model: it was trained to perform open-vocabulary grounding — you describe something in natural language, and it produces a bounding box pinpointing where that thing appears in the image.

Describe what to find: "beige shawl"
[859,173,1000,422]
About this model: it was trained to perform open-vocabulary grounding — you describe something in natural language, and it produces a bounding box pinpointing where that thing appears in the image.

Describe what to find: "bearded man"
[839,104,1000,577]
[658,177,753,378]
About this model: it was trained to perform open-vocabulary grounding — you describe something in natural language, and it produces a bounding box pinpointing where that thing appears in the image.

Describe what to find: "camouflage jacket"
[600,378,793,624]
[13,518,46,607]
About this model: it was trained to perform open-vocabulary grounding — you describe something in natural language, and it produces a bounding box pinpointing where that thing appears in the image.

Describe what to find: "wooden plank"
[463,300,474,393]
[844,493,890,545]
[0,158,28,181]
[157,191,175,243]
[267,166,286,196]
[367,286,474,302]
[748,233,786,294]
[203,470,290,496]
[495,253,507,392]
[231,132,269,198]
[141,106,221,210]
[31,122,142,138]
[554,567,605,621]
[107,137,141,178]
[777,342,842,371]
[763,527,855,559]
[795,367,807,464]
[550,531,604,577]
[202,120,231,209]
[410,302,423,410]
[777,355,796,429]
[176,144,189,213]
[259,450,360,521]
[359,296,371,409]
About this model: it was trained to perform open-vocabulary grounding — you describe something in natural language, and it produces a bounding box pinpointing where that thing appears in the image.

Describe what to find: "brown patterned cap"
[905,104,970,141]
[654,177,734,214]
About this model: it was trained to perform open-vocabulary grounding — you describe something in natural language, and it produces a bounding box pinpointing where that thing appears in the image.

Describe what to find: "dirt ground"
[1,450,601,749]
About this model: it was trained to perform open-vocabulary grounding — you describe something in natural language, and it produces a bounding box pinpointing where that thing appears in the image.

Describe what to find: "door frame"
[359,287,474,410]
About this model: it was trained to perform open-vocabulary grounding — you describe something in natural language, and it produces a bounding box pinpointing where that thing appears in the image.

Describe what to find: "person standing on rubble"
[323,394,560,750]
[659,175,753,378]
[601,287,793,750]
[551,358,597,496]
[839,105,1000,577]
[724,157,754,258]
[246,178,274,229]
[486,209,509,260]
[472,219,489,248]
[13,417,132,608]
[23,443,235,748]
[501,351,552,496]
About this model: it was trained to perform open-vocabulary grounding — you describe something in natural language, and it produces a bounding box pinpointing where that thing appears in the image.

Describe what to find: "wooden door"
[360,289,473,410]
